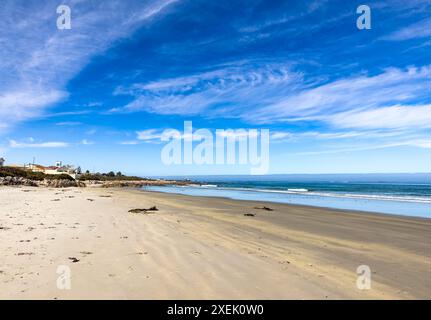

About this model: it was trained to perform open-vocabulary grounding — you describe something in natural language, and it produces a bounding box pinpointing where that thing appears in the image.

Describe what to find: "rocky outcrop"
[0,177,186,188]
[40,179,86,188]
[0,176,38,187]
[0,176,86,188]
[98,180,189,188]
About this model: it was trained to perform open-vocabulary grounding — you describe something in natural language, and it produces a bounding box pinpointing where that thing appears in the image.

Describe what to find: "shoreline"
[1,186,430,299]
[140,188,431,221]
[141,185,431,219]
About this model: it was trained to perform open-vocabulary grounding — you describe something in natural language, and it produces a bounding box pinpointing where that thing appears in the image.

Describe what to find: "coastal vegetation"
[0,166,74,181]
[0,166,188,188]
[77,171,147,181]
[0,166,146,182]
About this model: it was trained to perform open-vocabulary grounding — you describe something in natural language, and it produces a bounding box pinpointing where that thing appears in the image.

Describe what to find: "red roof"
[33,164,47,170]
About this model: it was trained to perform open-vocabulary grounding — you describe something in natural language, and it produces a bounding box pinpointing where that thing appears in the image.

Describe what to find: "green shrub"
[0,167,45,180]
[78,173,147,181]
[45,174,75,181]
[0,167,75,181]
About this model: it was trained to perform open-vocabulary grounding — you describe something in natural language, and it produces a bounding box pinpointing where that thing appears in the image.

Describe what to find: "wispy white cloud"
[111,62,301,116]
[9,139,69,148]
[8,137,96,147]
[119,140,141,145]
[81,139,94,145]
[270,132,292,141]
[267,129,410,143]
[136,129,165,141]
[329,104,431,130]
[0,88,67,125]
[134,127,266,144]
[135,128,195,143]
[56,121,82,126]
[0,0,179,134]
[215,130,259,140]
[294,138,431,156]
[383,18,431,41]
[83,102,103,108]
[246,66,431,124]
[114,63,431,136]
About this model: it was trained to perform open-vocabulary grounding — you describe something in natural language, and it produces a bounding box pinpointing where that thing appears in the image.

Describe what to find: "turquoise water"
[143,174,431,218]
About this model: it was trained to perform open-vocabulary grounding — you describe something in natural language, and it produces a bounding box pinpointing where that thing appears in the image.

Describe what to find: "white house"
[27,164,46,172]
[27,161,78,179]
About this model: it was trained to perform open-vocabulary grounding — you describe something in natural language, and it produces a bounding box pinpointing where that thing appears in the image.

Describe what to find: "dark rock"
[0,176,86,188]
[254,206,274,211]
[129,206,159,214]
[0,176,38,187]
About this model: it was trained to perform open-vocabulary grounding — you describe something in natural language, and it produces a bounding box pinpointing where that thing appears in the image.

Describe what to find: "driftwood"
[129,206,159,214]
[253,206,274,211]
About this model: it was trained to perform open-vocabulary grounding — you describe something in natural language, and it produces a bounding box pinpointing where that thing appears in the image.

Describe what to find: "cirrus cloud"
[0,0,180,135]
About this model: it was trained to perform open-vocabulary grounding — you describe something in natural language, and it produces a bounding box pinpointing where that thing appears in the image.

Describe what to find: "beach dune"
[1,186,430,299]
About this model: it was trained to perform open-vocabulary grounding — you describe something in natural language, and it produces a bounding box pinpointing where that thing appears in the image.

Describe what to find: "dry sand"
[1,186,430,299]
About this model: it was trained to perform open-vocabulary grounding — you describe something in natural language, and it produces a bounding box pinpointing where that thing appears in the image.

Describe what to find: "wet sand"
[1,186,430,299]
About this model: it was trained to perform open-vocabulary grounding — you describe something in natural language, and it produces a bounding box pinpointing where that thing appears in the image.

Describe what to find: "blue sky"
[1,0,431,176]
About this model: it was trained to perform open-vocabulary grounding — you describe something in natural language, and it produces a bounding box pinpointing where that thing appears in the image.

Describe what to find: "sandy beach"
[1,186,430,300]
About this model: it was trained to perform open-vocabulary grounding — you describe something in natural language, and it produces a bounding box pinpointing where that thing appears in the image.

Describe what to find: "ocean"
[143,174,431,218]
